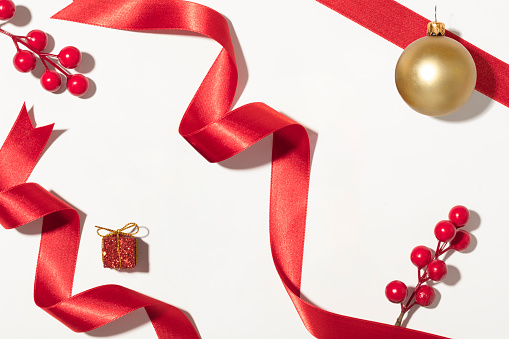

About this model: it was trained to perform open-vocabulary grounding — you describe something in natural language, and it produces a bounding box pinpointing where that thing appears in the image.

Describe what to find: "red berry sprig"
[385,205,472,327]
[0,0,89,96]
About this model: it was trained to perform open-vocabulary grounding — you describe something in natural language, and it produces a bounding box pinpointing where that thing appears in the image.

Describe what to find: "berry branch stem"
[395,244,450,326]
[0,27,13,38]
[0,0,88,96]
[2,27,34,52]
[0,27,72,77]
[386,206,472,328]
[395,272,427,326]
[395,311,405,327]
[41,55,71,77]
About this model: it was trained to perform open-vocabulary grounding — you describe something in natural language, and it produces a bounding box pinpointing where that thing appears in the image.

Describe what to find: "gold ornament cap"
[427,21,445,36]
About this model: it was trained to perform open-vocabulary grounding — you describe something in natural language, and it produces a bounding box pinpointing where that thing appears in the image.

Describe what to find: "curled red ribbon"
[2,0,507,338]
[0,107,200,336]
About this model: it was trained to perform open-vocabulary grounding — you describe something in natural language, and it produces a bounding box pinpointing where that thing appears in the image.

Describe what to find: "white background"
[0,0,506,338]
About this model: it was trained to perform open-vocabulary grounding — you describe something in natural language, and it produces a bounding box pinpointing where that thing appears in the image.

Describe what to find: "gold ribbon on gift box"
[95,222,139,269]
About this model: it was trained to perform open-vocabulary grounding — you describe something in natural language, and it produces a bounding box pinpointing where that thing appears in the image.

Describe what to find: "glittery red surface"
[102,235,136,269]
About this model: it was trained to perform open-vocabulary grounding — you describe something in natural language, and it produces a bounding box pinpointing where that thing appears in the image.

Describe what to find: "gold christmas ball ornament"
[395,19,477,116]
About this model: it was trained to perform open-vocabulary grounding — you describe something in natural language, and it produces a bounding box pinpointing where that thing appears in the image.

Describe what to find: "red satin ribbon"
[2,0,507,338]
[0,107,200,337]
[0,104,53,192]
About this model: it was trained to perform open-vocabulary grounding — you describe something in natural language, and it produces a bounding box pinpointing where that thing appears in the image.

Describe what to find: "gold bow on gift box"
[95,223,139,269]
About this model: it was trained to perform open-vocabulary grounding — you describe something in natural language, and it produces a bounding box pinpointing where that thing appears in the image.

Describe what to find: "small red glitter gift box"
[96,223,138,269]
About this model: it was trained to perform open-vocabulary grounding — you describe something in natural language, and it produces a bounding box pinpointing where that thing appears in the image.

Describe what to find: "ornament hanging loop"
[394,6,477,116]
[427,6,445,36]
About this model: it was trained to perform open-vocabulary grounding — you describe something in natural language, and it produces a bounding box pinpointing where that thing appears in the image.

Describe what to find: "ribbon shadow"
[16,190,87,240]
[26,105,67,164]
[86,308,151,337]
[86,307,201,338]
[220,126,318,170]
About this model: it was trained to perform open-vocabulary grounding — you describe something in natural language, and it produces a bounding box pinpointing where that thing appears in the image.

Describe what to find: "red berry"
[434,220,457,242]
[410,245,432,268]
[415,285,435,306]
[58,46,82,69]
[450,229,471,252]
[13,50,36,73]
[448,205,469,227]
[0,0,15,20]
[427,260,448,281]
[67,74,89,97]
[26,30,48,52]
[41,71,62,92]
[385,280,407,303]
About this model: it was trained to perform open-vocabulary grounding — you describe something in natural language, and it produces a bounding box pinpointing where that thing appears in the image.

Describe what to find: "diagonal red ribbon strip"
[3,0,504,337]
[315,0,509,108]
